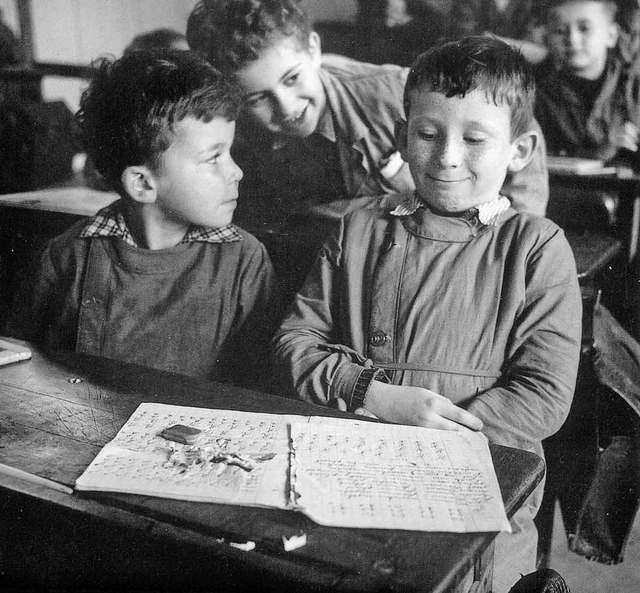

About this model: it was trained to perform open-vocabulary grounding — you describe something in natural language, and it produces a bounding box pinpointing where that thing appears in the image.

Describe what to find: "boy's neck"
[121,201,189,250]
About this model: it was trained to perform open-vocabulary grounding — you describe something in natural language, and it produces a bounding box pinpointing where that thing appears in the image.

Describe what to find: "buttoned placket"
[366,219,409,373]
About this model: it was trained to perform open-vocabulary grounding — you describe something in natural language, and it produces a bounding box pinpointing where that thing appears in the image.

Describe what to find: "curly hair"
[404,36,536,138]
[187,0,311,74]
[76,49,242,194]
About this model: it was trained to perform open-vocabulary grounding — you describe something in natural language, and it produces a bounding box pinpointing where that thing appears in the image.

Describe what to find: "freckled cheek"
[246,105,273,126]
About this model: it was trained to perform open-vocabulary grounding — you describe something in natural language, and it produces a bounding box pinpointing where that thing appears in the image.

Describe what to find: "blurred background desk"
[0,342,545,593]
[548,167,640,262]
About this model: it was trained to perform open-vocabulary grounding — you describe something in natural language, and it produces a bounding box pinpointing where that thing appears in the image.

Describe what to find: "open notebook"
[75,402,511,533]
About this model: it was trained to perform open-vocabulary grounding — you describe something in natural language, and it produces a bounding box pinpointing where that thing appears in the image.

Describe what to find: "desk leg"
[629,196,640,263]
[629,196,640,339]
[453,542,494,593]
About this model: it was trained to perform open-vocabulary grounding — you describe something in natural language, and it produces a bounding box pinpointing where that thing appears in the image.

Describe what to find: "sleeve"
[466,227,582,451]
[272,222,373,405]
[215,239,280,392]
[502,118,549,216]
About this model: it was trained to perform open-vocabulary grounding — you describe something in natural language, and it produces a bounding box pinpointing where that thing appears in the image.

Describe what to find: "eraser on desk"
[159,424,202,445]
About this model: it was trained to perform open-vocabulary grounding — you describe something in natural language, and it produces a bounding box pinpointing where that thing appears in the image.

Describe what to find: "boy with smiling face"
[535,0,640,160]
[273,37,582,592]
[186,0,550,242]
[17,50,276,385]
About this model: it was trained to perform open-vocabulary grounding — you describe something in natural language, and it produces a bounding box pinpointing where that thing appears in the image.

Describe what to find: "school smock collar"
[391,192,514,241]
[80,199,242,247]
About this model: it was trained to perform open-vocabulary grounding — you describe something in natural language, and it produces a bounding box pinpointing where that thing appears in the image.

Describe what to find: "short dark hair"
[404,36,536,137]
[542,0,618,21]
[187,0,311,74]
[124,28,187,55]
[77,49,242,194]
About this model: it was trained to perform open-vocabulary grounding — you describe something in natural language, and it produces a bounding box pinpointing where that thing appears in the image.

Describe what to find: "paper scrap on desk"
[290,417,511,533]
[74,403,293,508]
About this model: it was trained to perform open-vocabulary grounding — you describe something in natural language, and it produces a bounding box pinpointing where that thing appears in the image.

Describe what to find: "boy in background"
[186,1,549,267]
[273,37,581,592]
[535,0,640,162]
[13,50,276,387]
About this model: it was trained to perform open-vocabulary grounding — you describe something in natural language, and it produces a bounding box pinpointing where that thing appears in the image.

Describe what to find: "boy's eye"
[578,23,592,35]
[550,25,568,37]
[207,153,222,164]
[245,95,266,107]
[284,72,300,86]
[465,136,486,144]
[418,131,437,140]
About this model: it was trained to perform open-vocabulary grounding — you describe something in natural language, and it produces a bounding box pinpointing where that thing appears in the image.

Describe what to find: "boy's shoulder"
[45,218,94,257]
[320,54,408,90]
[501,210,574,255]
[229,224,270,254]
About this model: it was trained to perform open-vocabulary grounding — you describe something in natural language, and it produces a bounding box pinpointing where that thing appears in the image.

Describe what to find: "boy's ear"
[121,165,157,204]
[307,31,322,65]
[606,21,619,49]
[395,119,409,161]
[507,130,538,174]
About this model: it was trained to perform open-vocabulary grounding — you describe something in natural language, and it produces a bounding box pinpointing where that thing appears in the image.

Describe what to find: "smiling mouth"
[282,103,309,128]
[427,174,468,183]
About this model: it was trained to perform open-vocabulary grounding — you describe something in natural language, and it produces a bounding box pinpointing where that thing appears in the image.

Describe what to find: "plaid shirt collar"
[80,200,242,246]
[390,192,511,226]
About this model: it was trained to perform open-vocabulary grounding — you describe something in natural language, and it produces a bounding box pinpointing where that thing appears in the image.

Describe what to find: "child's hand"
[612,121,639,153]
[365,381,483,431]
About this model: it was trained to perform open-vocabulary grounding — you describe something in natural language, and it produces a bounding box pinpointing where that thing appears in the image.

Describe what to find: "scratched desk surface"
[0,342,544,593]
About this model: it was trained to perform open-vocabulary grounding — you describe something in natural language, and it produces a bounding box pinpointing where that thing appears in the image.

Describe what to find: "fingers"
[419,416,469,431]
[413,395,483,431]
[442,403,484,431]
[354,407,379,419]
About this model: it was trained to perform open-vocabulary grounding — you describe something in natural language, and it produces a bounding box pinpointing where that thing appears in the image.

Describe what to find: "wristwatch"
[348,367,389,412]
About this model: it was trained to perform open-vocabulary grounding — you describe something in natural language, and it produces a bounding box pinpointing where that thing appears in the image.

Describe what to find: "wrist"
[348,368,388,413]
[364,378,394,418]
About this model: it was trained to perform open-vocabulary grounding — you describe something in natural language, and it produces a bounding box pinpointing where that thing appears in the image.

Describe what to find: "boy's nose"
[228,157,243,183]
[435,137,463,167]
[272,88,299,122]
[567,26,581,48]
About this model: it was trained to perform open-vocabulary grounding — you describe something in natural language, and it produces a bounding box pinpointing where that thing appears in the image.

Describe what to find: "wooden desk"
[0,342,545,593]
[0,186,117,217]
[549,169,640,262]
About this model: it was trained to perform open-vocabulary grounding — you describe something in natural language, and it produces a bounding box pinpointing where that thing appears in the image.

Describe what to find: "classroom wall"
[0,0,452,111]
[0,0,361,111]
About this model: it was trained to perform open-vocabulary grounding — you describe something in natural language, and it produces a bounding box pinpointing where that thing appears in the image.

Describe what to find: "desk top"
[0,343,544,592]
[549,165,640,191]
[0,186,117,217]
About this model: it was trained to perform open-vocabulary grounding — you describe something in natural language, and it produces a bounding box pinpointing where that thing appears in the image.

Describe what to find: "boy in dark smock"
[535,0,640,161]
[534,0,640,231]
[17,50,276,386]
[273,37,582,593]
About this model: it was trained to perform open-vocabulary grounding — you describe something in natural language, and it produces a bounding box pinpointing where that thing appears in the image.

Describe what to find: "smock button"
[369,330,390,347]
